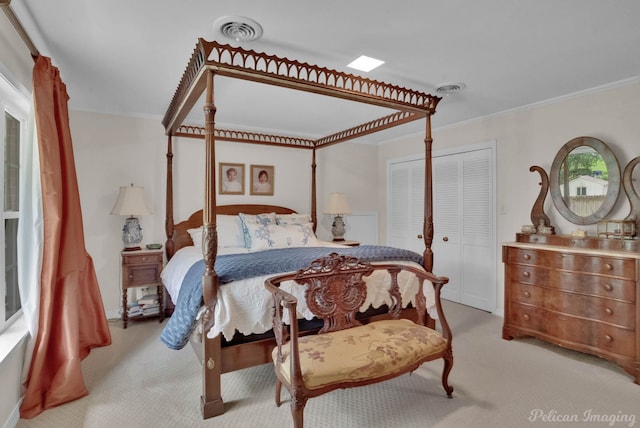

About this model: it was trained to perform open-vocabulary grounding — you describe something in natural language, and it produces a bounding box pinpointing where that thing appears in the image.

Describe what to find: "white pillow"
[187,215,246,249]
[246,222,319,252]
[276,213,312,225]
[238,212,277,248]
[217,214,246,248]
[187,227,203,249]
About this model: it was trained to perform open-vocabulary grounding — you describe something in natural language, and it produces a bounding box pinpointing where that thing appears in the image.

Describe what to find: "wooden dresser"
[502,235,639,383]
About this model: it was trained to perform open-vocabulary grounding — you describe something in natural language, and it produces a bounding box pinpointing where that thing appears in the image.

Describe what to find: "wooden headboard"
[167,204,298,259]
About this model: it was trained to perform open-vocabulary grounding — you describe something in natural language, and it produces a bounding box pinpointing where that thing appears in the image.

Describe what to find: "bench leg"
[275,378,282,407]
[441,350,454,397]
[290,391,308,428]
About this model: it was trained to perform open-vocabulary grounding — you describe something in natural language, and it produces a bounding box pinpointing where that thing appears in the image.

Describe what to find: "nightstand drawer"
[122,253,163,265]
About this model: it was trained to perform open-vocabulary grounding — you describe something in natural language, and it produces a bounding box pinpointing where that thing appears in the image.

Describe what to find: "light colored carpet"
[16,301,640,428]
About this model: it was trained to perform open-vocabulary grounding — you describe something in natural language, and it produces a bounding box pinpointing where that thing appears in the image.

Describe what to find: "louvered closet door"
[432,146,496,312]
[388,143,496,312]
[388,159,426,254]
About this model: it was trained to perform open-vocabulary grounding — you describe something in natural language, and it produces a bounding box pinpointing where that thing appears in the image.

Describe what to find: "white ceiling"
[11,0,640,144]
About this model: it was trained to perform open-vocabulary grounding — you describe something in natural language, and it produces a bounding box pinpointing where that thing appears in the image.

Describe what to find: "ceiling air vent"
[213,16,263,42]
[433,82,466,95]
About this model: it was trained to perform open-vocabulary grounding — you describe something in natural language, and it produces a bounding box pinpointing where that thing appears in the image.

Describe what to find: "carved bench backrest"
[267,253,421,335]
[293,253,374,334]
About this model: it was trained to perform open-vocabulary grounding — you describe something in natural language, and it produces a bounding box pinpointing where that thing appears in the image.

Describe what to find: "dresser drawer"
[509,303,635,358]
[511,284,635,329]
[507,248,635,279]
[509,265,635,302]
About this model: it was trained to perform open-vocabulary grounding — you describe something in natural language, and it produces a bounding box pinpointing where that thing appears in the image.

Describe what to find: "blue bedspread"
[160,245,423,350]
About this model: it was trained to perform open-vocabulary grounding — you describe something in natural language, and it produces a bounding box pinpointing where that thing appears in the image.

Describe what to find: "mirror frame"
[549,136,621,225]
[623,155,640,229]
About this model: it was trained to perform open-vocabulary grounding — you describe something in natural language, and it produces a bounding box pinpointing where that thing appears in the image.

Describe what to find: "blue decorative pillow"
[246,222,318,252]
[276,213,311,225]
[238,212,276,248]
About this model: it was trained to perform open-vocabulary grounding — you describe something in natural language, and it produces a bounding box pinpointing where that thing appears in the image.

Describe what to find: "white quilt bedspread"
[162,244,437,341]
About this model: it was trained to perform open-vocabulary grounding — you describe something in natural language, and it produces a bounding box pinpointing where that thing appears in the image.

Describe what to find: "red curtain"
[20,56,112,419]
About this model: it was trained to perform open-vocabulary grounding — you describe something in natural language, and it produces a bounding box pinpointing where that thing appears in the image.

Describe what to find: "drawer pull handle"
[523,291,531,298]
[523,254,531,260]
[128,275,133,279]
[604,334,613,343]
[604,263,613,271]
[141,257,147,261]
[522,314,530,321]
[522,271,530,278]
[605,307,613,316]
[603,283,613,292]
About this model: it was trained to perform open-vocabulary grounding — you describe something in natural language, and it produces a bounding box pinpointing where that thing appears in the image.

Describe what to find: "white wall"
[315,142,379,241]
[378,79,640,315]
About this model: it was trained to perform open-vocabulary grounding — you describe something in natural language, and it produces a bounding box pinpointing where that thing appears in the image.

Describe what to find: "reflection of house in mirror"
[566,175,608,196]
[561,175,608,216]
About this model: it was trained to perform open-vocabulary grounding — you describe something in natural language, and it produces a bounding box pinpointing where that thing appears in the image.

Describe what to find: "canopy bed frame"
[161,39,441,419]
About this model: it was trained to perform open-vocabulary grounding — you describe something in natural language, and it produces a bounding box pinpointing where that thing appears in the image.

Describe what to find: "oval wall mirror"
[549,136,621,225]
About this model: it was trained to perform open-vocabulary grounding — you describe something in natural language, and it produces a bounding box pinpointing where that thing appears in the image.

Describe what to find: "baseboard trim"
[3,398,22,428]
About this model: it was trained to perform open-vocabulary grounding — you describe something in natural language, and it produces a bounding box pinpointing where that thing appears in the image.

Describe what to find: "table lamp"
[325,192,351,241]
[111,184,152,251]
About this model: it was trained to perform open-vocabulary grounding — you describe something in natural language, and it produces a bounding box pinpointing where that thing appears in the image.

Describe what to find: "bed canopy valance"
[161,39,442,419]
[162,38,441,260]
[162,39,440,142]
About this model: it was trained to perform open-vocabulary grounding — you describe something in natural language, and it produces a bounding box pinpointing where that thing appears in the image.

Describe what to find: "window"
[576,186,587,196]
[0,72,28,333]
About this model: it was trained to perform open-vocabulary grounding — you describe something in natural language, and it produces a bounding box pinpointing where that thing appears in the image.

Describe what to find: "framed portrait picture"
[250,164,274,196]
[219,163,245,195]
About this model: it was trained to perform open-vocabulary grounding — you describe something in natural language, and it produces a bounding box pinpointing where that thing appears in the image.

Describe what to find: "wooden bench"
[264,253,454,428]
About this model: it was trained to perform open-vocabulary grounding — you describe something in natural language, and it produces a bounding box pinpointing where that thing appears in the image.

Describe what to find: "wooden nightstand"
[337,240,360,247]
[121,249,164,328]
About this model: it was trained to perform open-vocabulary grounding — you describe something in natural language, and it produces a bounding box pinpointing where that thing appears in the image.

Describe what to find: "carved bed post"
[165,135,175,258]
[201,69,224,418]
[311,146,317,231]
[423,114,434,272]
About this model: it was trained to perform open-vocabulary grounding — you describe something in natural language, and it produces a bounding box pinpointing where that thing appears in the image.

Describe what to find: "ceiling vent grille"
[214,16,263,42]
[433,82,466,95]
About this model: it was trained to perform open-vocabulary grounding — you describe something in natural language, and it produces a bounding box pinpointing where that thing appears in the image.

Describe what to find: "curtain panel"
[20,56,111,419]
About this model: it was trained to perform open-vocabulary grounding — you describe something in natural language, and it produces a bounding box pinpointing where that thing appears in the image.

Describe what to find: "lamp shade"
[325,192,351,215]
[111,184,151,216]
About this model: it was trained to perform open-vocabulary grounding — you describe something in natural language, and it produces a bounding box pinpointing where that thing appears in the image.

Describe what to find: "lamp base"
[122,216,143,251]
[331,215,346,241]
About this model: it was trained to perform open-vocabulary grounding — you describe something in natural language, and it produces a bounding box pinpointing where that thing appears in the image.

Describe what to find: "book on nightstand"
[137,293,159,305]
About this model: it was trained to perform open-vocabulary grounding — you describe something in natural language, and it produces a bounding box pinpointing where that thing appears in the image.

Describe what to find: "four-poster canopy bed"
[160,39,443,419]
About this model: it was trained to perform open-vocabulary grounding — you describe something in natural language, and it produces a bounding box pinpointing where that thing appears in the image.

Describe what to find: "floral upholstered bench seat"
[265,253,454,428]
[275,318,448,390]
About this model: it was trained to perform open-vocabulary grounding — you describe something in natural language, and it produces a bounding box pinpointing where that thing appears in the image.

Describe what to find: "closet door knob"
[417,234,423,239]
[443,236,449,242]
